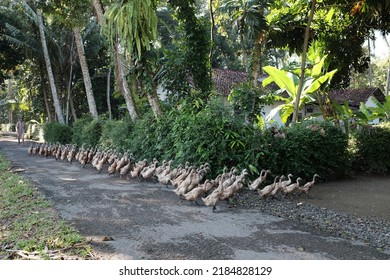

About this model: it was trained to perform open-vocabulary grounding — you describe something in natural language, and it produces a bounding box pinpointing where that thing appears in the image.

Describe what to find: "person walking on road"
[16,117,25,145]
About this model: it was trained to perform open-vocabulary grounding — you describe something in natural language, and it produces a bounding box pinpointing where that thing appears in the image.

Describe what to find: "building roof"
[212,69,249,96]
[329,87,385,107]
[211,68,386,107]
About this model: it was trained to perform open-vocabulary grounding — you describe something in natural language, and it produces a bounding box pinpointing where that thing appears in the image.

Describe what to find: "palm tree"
[220,0,269,84]
[36,8,65,124]
[92,0,139,121]
[73,27,99,120]
[104,0,162,118]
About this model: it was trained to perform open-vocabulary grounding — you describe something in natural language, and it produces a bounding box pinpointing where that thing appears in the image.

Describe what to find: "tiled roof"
[212,68,386,107]
[212,69,249,96]
[329,87,385,107]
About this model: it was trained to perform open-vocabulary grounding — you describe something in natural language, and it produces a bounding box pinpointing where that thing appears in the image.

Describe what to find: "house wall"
[262,102,323,127]
[366,96,380,124]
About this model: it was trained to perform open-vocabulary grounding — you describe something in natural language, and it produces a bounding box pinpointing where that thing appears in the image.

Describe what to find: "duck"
[270,174,292,198]
[186,168,208,192]
[258,176,279,198]
[219,169,249,201]
[114,153,126,173]
[154,160,168,176]
[107,150,118,165]
[170,166,194,188]
[107,159,118,176]
[282,177,303,197]
[120,160,133,179]
[174,168,197,196]
[96,153,109,174]
[67,145,77,164]
[130,159,148,179]
[219,181,245,201]
[201,180,224,212]
[298,174,320,198]
[248,169,271,191]
[158,165,182,186]
[182,179,214,205]
[140,159,159,180]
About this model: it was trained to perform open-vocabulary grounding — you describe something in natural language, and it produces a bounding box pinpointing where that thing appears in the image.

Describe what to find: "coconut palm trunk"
[114,42,139,121]
[107,67,112,120]
[36,9,65,124]
[73,27,99,120]
[92,0,139,121]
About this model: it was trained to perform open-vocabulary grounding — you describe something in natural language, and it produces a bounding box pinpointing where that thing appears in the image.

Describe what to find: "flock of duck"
[27,143,320,212]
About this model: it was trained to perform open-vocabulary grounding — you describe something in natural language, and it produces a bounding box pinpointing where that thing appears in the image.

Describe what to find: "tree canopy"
[0,0,389,124]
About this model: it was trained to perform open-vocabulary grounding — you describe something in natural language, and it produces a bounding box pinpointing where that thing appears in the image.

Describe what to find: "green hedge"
[71,115,102,147]
[43,122,73,144]
[353,123,390,174]
[41,109,353,181]
[258,121,350,180]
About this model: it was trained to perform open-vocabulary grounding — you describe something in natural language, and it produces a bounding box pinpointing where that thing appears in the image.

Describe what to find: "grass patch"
[0,153,94,259]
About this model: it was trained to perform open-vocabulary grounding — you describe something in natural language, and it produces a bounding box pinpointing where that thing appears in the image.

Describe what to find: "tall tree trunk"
[252,32,266,87]
[39,60,52,121]
[209,0,215,64]
[36,9,65,124]
[69,92,77,122]
[240,24,249,72]
[92,0,139,121]
[106,67,112,120]
[368,35,373,87]
[92,0,105,24]
[114,42,139,121]
[384,36,390,96]
[66,36,75,125]
[73,28,99,120]
[293,0,316,123]
[7,75,14,123]
[147,90,162,118]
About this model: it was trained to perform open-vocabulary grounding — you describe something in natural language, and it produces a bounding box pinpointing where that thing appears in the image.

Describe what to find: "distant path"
[0,134,389,260]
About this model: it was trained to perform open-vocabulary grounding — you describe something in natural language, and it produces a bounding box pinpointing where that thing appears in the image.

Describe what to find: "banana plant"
[358,95,390,122]
[262,57,337,124]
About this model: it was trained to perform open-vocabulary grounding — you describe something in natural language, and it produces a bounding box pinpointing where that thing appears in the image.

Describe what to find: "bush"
[257,121,350,180]
[42,106,351,181]
[128,112,176,161]
[99,117,134,150]
[72,115,102,147]
[43,122,73,144]
[353,123,390,174]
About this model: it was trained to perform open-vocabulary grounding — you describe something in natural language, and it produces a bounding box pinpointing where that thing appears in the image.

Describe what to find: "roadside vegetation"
[0,153,94,260]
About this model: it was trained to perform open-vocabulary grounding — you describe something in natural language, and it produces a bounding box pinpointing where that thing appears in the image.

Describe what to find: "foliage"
[262,57,337,124]
[43,121,73,144]
[228,81,272,125]
[358,95,390,122]
[71,115,102,147]
[99,116,134,150]
[127,111,175,161]
[258,120,350,180]
[353,122,390,174]
[104,0,158,59]
[167,0,212,99]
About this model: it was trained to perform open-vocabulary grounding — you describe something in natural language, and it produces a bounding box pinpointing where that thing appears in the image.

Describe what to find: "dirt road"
[0,135,389,260]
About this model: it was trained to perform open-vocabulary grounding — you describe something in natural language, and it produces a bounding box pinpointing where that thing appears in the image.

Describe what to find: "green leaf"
[263,66,297,97]
[311,56,327,77]
[279,103,295,124]
[303,69,337,95]
[325,7,335,23]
